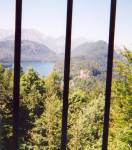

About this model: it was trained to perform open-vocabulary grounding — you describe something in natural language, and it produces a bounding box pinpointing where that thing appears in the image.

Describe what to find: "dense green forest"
[0,50,131,150]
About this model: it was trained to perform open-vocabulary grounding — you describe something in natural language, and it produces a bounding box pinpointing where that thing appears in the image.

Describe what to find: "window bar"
[102,0,117,150]
[61,0,73,149]
[13,0,22,149]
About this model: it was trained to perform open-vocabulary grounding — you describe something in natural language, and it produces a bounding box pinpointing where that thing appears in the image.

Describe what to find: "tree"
[30,95,61,150]
[68,90,104,150]
[0,67,13,149]
[19,67,46,149]
[109,49,132,150]
[29,71,62,150]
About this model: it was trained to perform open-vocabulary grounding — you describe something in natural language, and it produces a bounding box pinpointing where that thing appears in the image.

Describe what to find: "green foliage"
[68,91,104,150]
[0,67,13,149]
[109,49,132,150]
[30,95,61,150]
[0,49,131,149]
[27,71,62,150]
[19,67,46,149]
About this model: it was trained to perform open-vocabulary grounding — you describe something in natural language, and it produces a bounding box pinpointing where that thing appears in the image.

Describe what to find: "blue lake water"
[21,62,54,76]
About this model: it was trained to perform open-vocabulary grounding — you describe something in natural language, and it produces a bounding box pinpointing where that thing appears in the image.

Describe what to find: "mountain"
[3,29,47,44]
[0,29,12,41]
[0,40,56,62]
[44,36,88,54]
[72,40,108,58]
[55,40,121,79]
[0,40,13,61]
[0,29,87,54]
[57,40,109,62]
[0,29,62,53]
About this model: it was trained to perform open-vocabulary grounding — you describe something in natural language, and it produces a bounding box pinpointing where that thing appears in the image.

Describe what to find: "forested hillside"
[0,40,56,62]
[0,49,131,150]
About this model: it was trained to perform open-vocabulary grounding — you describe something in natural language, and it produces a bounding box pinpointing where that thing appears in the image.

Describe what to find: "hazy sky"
[0,0,132,46]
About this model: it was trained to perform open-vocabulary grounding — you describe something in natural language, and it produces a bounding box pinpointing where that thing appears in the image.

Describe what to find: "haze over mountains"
[0,29,87,54]
[0,40,57,62]
[0,29,114,64]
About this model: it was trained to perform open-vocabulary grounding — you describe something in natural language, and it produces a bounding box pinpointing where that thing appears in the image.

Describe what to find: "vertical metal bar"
[13,0,22,149]
[61,0,73,149]
[102,0,117,150]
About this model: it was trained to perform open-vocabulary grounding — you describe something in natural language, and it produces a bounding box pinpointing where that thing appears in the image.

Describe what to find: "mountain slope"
[72,40,108,58]
[0,40,56,62]
[0,29,88,54]
[0,29,12,41]
[4,29,46,44]
[55,40,121,79]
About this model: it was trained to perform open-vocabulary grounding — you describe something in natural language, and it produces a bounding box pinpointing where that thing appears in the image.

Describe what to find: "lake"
[21,61,54,76]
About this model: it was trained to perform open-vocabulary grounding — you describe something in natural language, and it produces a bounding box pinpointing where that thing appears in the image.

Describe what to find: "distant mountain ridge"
[0,29,12,41]
[0,29,87,54]
[72,40,108,58]
[0,40,56,62]
[4,29,46,44]
[0,29,121,65]
[55,40,121,78]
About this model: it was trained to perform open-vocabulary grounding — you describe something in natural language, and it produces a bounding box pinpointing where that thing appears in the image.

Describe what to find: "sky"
[0,0,132,46]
